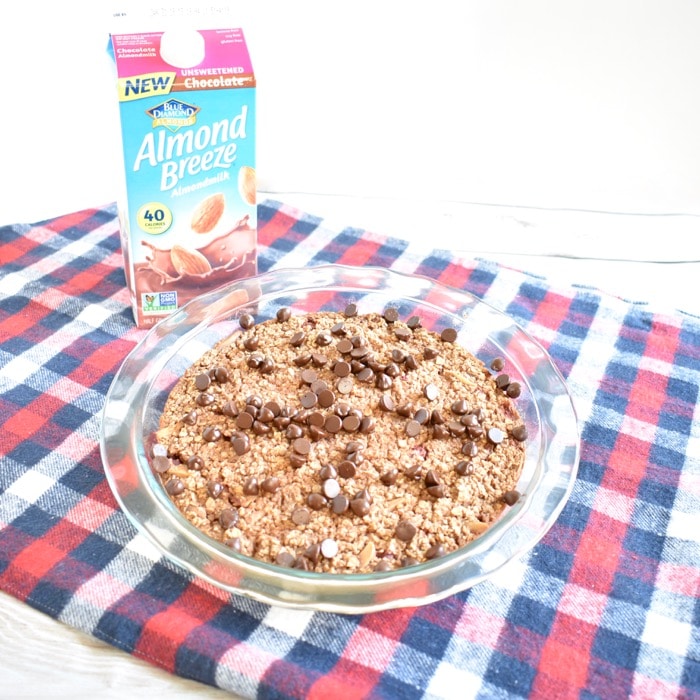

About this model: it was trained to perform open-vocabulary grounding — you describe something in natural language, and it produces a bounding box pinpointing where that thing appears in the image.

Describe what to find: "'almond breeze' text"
[133,106,248,191]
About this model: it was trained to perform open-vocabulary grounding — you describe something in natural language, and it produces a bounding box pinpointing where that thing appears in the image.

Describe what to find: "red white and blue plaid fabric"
[0,200,698,699]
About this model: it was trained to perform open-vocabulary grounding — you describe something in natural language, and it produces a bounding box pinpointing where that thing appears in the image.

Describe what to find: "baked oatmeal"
[151,304,528,574]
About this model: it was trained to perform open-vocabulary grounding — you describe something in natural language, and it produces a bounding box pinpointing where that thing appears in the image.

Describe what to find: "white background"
[2,1,700,221]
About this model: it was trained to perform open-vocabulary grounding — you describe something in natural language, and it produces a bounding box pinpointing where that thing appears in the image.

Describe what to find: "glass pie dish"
[100,264,579,613]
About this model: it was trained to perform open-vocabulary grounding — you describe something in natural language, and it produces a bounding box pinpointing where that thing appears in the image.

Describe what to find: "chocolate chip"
[450,400,468,415]
[396,402,413,417]
[423,383,439,401]
[319,464,337,480]
[407,315,422,329]
[292,507,311,525]
[315,331,333,346]
[290,453,307,468]
[336,338,354,354]
[414,408,430,425]
[257,406,276,423]
[194,373,211,390]
[185,455,203,471]
[165,478,184,495]
[379,394,395,412]
[506,382,522,399]
[448,421,466,437]
[182,410,198,425]
[487,427,505,445]
[337,460,356,478]
[495,374,511,389]
[285,424,303,440]
[300,368,318,384]
[321,538,339,558]
[212,367,229,383]
[360,416,376,433]
[261,477,280,493]
[243,336,259,351]
[243,477,259,495]
[300,391,318,409]
[357,367,374,382]
[276,551,295,567]
[456,460,474,476]
[276,307,292,322]
[403,354,418,370]
[342,414,361,432]
[307,492,327,510]
[332,361,351,379]
[424,469,440,487]
[432,425,450,439]
[440,327,458,343]
[427,484,447,498]
[301,543,319,565]
[207,480,224,498]
[324,414,343,433]
[332,494,349,513]
[293,353,312,367]
[391,348,406,363]
[323,478,341,499]
[405,420,421,437]
[395,520,417,542]
[394,327,411,341]
[405,464,423,480]
[375,560,393,572]
[292,437,311,455]
[152,455,172,473]
[384,362,401,378]
[238,314,255,331]
[331,322,346,335]
[312,353,328,367]
[426,543,446,559]
[310,379,329,395]
[503,489,521,506]
[236,412,254,430]
[350,497,370,516]
[344,303,358,317]
[336,376,353,394]
[376,373,393,390]
[294,556,311,570]
[462,440,478,457]
[290,331,306,347]
[231,433,250,455]
[219,507,239,529]
[491,357,505,372]
[317,389,335,408]
[308,425,326,441]
[196,392,215,407]
[380,469,398,485]
[423,347,439,360]
[511,424,528,442]
[202,426,221,442]
[383,307,399,323]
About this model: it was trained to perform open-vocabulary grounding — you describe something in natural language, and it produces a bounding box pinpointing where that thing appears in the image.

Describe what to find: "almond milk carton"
[109,27,256,327]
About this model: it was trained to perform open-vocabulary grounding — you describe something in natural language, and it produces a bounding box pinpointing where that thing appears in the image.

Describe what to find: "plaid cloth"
[0,199,698,700]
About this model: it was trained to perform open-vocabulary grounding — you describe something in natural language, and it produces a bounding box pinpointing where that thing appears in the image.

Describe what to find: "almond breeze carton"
[109,27,256,327]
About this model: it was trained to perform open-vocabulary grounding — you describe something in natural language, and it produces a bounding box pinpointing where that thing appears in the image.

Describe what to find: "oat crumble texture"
[153,306,527,574]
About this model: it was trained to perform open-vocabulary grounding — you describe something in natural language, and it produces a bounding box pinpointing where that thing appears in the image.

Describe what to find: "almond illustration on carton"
[238,166,256,206]
[171,244,212,276]
[191,193,225,233]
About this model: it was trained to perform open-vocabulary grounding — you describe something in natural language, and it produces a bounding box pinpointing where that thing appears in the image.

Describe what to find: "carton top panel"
[111,28,254,79]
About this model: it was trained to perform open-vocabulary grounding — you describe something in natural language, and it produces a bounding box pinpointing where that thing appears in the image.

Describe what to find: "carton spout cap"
[159,29,205,68]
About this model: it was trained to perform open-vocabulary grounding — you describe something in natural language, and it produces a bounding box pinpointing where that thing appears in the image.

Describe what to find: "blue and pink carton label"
[109,28,256,327]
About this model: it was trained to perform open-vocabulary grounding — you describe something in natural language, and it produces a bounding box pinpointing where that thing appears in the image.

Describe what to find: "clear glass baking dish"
[100,264,579,613]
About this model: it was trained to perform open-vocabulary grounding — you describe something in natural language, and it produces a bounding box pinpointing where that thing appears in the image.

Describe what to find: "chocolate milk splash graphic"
[135,215,257,324]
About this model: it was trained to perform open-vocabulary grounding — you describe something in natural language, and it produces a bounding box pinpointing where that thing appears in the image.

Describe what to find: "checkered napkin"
[0,200,698,699]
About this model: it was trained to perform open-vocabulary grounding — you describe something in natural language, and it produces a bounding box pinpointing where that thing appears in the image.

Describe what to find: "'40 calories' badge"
[136,202,173,234]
